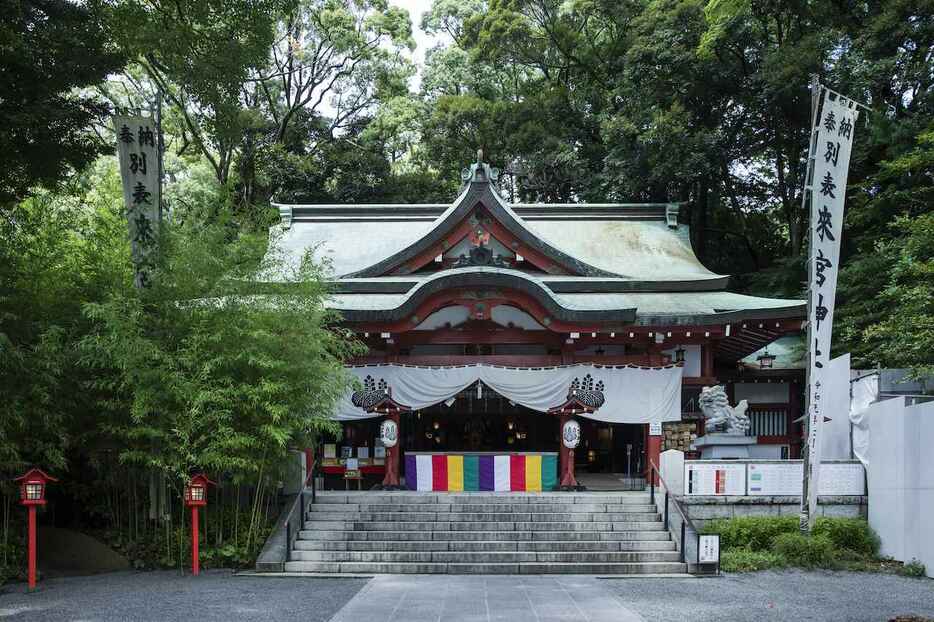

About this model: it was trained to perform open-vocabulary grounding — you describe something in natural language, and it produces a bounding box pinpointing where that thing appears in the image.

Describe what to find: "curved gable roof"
[269,174,727,287]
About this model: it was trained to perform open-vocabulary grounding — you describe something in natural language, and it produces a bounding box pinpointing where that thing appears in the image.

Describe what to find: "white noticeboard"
[818,462,866,495]
[698,534,720,564]
[684,462,746,495]
[748,462,803,496]
[649,421,662,436]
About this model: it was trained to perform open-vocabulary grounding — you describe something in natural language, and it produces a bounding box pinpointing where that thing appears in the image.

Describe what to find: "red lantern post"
[14,469,57,591]
[183,474,215,576]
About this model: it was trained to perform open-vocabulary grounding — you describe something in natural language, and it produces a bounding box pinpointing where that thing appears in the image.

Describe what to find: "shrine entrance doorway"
[575,421,647,490]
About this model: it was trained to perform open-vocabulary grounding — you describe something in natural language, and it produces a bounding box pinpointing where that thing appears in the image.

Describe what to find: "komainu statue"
[698,385,750,435]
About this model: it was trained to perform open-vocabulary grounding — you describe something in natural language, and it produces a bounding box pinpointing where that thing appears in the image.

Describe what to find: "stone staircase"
[283,490,687,574]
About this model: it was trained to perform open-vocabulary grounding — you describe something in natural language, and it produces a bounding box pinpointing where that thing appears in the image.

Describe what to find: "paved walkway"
[328,575,647,622]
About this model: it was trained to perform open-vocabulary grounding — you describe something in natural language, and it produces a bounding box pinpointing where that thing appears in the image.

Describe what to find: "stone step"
[289,550,682,563]
[281,561,687,574]
[304,511,661,523]
[294,539,676,552]
[303,520,666,532]
[307,503,658,514]
[311,493,651,505]
[298,529,671,542]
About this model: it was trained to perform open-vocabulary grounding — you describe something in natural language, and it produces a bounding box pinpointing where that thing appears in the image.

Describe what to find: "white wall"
[868,398,934,577]
[662,344,701,377]
[734,382,790,404]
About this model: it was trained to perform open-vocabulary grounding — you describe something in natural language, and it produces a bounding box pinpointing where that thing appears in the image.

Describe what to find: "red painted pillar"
[559,415,577,488]
[645,426,662,485]
[27,506,37,590]
[191,506,200,576]
[382,412,401,488]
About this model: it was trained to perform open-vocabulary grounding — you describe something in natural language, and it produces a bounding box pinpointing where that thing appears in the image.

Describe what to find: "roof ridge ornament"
[461,150,500,187]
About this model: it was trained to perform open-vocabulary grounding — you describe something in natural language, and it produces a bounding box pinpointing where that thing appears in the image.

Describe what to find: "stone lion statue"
[698,385,750,435]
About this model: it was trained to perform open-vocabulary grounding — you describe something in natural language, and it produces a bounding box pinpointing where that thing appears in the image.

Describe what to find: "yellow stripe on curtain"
[447,455,464,491]
[525,455,542,492]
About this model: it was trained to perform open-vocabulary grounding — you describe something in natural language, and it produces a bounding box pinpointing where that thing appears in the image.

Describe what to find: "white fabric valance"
[333,363,683,425]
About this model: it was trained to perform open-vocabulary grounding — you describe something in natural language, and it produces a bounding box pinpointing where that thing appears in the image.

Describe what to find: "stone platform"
[283,490,687,575]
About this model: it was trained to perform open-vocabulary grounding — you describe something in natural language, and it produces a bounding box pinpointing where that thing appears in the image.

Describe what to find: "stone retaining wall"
[678,495,867,530]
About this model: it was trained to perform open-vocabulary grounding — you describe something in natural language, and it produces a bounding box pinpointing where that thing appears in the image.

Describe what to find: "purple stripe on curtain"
[479,456,494,491]
[404,454,417,490]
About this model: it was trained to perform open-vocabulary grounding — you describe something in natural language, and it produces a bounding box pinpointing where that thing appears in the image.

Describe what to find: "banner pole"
[799,74,822,535]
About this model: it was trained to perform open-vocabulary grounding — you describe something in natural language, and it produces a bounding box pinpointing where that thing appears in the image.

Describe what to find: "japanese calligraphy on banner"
[114,115,160,288]
[805,91,859,520]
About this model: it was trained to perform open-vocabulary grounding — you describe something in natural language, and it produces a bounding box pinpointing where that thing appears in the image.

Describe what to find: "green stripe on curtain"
[541,454,558,491]
[463,455,480,491]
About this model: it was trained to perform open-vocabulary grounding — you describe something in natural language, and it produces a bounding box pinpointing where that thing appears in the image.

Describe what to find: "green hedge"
[812,517,880,557]
[701,516,799,551]
[702,516,881,572]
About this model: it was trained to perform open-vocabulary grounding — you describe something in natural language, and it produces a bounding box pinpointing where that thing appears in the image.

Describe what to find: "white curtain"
[849,373,878,468]
[333,363,683,425]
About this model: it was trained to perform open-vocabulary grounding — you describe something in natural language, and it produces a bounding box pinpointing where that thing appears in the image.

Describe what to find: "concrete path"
[327,574,648,622]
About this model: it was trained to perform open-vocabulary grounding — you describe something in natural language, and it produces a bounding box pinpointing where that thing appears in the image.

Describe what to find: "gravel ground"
[1,569,932,622]
[0,570,367,622]
[610,570,934,622]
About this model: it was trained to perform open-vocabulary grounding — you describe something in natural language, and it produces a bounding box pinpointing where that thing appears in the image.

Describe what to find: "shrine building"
[268,158,806,492]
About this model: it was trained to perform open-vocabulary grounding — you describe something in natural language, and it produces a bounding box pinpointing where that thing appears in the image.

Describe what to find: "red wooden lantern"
[14,469,58,591]
[183,473,214,576]
[15,468,57,507]
[184,473,214,507]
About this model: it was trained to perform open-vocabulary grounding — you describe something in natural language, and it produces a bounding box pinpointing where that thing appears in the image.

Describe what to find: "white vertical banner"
[805,90,860,520]
[114,115,161,288]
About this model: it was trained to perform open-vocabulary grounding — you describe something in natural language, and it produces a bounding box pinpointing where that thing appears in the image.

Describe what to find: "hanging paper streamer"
[406,453,558,492]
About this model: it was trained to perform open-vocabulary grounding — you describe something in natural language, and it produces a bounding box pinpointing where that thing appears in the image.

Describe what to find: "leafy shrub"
[720,548,787,572]
[771,533,838,568]
[702,516,799,551]
[899,559,927,578]
[812,517,880,557]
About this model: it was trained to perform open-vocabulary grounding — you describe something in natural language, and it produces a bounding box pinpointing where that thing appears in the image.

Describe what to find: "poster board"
[684,462,746,495]
[819,462,866,495]
[699,534,720,564]
[748,462,803,496]
[686,461,865,496]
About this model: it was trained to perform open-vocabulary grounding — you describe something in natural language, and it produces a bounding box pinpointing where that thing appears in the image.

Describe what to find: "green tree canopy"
[0,0,126,207]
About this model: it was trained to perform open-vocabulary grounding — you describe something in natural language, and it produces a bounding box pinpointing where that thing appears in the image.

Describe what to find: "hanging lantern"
[674,345,686,363]
[379,418,398,448]
[562,419,581,449]
[757,348,776,369]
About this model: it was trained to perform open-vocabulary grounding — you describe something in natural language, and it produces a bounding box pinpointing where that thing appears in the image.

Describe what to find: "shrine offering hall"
[268,159,806,491]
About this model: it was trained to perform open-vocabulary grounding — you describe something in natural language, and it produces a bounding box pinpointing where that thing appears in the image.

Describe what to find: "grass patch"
[771,533,837,568]
[899,559,927,578]
[720,548,786,572]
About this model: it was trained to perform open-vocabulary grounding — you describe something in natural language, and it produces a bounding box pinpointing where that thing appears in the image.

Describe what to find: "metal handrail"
[284,459,317,563]
[648,460,701,564]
